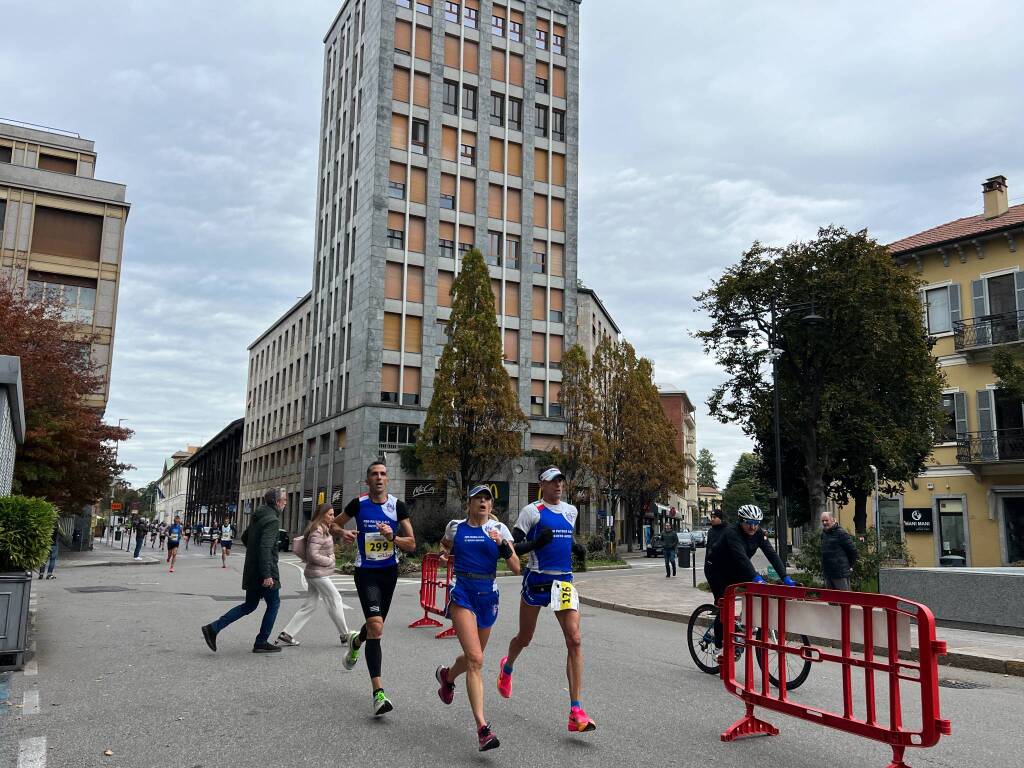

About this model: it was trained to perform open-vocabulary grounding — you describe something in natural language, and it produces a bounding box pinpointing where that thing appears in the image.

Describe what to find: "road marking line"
[23,690,39,715]
[23,660,38,677]
[18,736,46,768]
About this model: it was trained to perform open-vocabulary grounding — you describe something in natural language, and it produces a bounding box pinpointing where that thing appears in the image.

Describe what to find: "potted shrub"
[0,495,58,671]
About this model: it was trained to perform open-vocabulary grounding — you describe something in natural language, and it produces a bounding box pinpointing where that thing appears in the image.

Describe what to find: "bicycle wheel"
[754,629,812,690]
[687,603,721,675]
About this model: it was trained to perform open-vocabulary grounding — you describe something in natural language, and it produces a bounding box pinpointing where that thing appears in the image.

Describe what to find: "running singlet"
[220,525,233,543]
[167,524,183,543]
[514,500,578,575]
[344,494,409,568]
[444,519,513,588]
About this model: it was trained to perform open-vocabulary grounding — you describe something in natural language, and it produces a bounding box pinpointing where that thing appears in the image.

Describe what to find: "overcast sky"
[4,1,1023,489]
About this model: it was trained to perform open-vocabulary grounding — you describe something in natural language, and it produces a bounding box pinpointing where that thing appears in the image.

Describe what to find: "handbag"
[291,534,307,562]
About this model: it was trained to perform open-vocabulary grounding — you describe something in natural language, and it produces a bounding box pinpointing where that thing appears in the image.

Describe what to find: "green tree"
[589,335,629,540]
[696,226,945,531]
[696,448,717,488]
[548,344,593,505]
[721,452,773,523]
[416,249,527,501]
[993,349,1024,399]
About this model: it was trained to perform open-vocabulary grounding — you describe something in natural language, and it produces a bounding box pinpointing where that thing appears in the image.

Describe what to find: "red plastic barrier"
[408,552,456,639]
[720,583,951,768]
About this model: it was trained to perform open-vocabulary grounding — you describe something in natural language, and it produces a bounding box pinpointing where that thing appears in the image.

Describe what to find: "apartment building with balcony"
[659,388,699,528]
[239,294,312,534]
[844,175,1024,567]
[0,120,129,411]
[301,0,581,514]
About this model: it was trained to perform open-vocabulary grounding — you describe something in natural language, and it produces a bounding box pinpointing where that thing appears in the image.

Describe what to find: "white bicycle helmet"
[737,504,764,522]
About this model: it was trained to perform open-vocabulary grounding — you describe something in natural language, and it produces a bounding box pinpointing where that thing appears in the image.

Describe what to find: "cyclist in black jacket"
[704,505,795,648]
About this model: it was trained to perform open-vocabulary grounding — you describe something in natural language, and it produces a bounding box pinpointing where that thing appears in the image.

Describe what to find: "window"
[532,246,546,274]
[38,153,77,175]
[439,238,455,258]
[381,365,400,404]
[388,180,406,199]
[411,119,429,154]
[487,231,503,266]
[531,381,545,415]
[379,422,419,445]
[462,84,477,119]
[490,93,504,126]
[924,286,952,334]
[508,98,523,130]
[31,207,103,261]
[552,109,565,142]
[941,392,967,443]
[535,28,548,50]
[535,75,548,94]
[491,15,504,36]
[416,1,431,13]
[445,1,460,22]
[0,201,5,237]
[440,193,455,210]
[535,106,548,137]
[0,145,11,163]
[443,80,459,115]
[509,20,522,42]
[460,142,475,165]
[396,0,412,7]
[552,32,564,55]
[387,228,405,249]
[464,6,478,28]
[506,235,520,269]
[27,273,97,324]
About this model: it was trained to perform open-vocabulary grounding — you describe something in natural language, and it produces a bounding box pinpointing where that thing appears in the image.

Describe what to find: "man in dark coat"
[201,488,284,653]
[820,512,858,590]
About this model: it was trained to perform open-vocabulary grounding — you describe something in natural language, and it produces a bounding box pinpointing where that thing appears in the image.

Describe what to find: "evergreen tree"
[696,448,717,488]
[416,249,527,500]
[549,344,593,504]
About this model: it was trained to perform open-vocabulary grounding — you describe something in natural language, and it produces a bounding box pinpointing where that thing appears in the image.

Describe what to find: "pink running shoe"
[496,656,513,699]
[568,706,596,733]
[169,567,174,573]
[477,723,500,751]
[435,665,455,705]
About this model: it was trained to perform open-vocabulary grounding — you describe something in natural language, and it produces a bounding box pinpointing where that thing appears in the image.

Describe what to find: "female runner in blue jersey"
[434,484,520,752]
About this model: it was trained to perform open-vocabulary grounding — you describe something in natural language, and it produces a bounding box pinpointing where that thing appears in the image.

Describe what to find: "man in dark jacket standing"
[661,528,679,577]
[820,512,858,590]
[202,488,284,653]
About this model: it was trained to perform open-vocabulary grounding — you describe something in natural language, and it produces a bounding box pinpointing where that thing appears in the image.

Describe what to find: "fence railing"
[953,310,1024,351]
[956,428,1024,463]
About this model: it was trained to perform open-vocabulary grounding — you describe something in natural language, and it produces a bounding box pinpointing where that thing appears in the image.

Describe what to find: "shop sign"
[902,507,933,533]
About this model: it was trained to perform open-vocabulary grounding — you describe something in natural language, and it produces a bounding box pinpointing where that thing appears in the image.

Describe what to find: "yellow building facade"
[836,176,1024,567]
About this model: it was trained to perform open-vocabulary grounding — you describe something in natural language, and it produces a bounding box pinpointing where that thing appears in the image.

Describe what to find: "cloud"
[4,0,1023,488]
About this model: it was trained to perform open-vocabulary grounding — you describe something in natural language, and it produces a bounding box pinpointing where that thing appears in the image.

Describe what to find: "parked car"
[690,529,707,548]
[277,528,291,552]
[645,529,693,557]
[200,526,213,543]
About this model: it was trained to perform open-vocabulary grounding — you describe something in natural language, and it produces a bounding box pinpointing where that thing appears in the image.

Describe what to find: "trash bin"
[114,530,122,542]
[678,547,691,568]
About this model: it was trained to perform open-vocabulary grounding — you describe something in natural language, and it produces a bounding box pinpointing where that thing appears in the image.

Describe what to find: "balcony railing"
[956,428,1024,464]
[953,310,1024,351]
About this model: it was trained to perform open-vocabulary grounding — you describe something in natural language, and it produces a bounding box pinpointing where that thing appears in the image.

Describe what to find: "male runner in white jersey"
[497,467,596,732]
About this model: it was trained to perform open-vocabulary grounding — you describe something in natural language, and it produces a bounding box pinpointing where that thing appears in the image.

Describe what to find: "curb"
[65,559,160,568]
[579,597,1024,677]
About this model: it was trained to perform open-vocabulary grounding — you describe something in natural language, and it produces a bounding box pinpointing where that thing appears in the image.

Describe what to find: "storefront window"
[878,497,901,541]
[1004,497,1024,564]
[938,498,966,564]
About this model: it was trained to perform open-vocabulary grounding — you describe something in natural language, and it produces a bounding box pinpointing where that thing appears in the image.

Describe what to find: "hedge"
[0,495,59,572]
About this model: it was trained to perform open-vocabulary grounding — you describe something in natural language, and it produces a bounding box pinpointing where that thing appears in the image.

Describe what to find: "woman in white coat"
[276,503,355,649]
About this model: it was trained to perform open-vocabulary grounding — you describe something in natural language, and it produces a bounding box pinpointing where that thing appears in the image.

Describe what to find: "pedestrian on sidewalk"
[201,488,284,654]
[38,523,60,579]
[661,528,679,577]
[275,503,351,648]
[820,512,857,590]
[133,517,147,560]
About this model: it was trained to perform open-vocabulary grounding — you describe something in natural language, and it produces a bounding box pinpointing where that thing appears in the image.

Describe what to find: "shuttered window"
[549,336,563,366]
[384,313,402,350]
[551,198,565,231]
[408,216,426,253]
[415,26,431,61]
[504,282,520,315]
[459,177,475,213]
[391,113,409,149]
[490,138,504,172]
[530,380,545,416]
[403,367,421,401]
[382,365,400,400]
[444,35,460,67]
[38,153,77,175]
[553,67,566,99]
[550,243,564,277]
[491,279,502,311]
[532,332,545,363]
[504,329,519,361]
[413,72,431,106]
[441,173,456,196]
[509,54,524,86]
[393,67,410,101]
[548,381,561,414]
[410,166,427,203]
[464,41,479,73]
[385,262,403,300]
[532,286,546,320]
[407,265,424,302]
[551,153,566,186]
[488,184,503,218]
[31,207,103,261]
[459,224,475,251]
[405,315,423,353]
[506,188,521,222]
[533,195,547,228]
[534,149,548,183]
[507,142,522,177]
[491,49,506,81]
[395,20,413,53]
[437,270,454,307]
[442,126,458,161]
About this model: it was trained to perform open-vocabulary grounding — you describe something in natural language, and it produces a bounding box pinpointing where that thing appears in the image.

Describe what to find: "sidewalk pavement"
[59,538,166,568]
[576,560,1024,677]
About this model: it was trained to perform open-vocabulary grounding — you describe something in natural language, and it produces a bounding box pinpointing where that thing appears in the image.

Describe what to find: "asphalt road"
[5,545,1023,768]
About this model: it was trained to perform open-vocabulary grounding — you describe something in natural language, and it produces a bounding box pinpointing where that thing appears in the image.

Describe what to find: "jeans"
[663,546,677,576]
[281,576,350,638]
[39,542,59,577]
[133,536,145,558]
[211,586,281,645]
[824,576,851,591]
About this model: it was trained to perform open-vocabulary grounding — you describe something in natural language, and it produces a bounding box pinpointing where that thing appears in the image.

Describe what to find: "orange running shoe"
[568,706,596,733]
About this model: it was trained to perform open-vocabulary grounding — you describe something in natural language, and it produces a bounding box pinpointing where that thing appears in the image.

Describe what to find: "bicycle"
[687,596,812,690]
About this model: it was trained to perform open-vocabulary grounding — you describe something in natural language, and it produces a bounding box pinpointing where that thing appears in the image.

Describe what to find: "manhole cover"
[65,586,134,594]
[938,679,988,690]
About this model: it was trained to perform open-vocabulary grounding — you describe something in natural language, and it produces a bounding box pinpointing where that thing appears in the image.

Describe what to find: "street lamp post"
[725,299,825,566]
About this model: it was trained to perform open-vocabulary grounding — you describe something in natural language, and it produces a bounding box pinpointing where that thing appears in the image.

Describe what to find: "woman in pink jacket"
[276,504,355,649]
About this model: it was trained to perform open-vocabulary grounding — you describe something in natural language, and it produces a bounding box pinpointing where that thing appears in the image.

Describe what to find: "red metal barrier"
[408,552,456,639]
[720,583,951,768]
